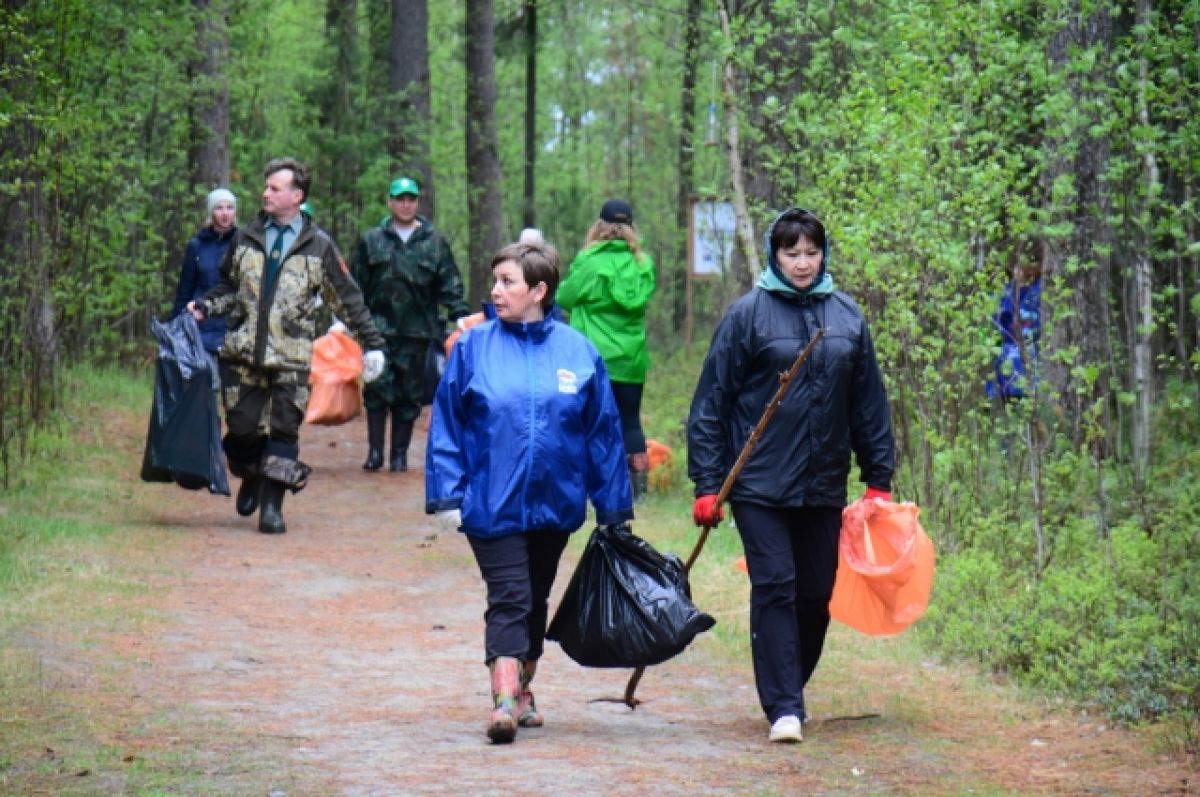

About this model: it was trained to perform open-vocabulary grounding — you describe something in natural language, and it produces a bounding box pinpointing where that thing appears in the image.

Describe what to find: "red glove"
[864,486,892,502]
[692,494,724,527]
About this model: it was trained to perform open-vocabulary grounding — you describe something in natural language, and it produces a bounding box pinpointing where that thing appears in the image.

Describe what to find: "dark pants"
[221,364,311,486]
[467,531,571,664]
[610,380,646,456]
[362,338,427,422]
[730,502,842,723]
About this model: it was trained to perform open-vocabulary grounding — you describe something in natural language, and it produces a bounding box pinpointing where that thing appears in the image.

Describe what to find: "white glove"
[362,350,385,383]
[435,508,462,531]
[456,316,468,331]
[328,318,349,335]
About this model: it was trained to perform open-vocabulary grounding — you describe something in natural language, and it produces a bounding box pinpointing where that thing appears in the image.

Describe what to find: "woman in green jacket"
[557,199,657,499]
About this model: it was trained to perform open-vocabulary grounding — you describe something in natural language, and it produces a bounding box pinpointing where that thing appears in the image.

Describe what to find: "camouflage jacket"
[350,217,470,342]
[198,213,385,371]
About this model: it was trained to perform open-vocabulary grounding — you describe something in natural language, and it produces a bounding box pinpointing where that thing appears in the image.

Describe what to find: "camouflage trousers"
[221,363,312,490]
[362,339,427,422]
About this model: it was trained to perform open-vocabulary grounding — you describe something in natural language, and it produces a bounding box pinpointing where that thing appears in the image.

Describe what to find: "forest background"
[0,0,1197,753]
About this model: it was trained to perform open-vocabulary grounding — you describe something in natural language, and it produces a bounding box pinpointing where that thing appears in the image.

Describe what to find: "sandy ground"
[58,409,1196,796]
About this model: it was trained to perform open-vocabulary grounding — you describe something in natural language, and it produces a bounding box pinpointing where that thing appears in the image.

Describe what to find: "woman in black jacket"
[687,208,895,743]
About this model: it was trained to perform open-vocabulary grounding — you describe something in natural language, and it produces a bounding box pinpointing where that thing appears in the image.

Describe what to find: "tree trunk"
[321,0,359,244]
[1041,2,1115,452]
[676,0,701,337]
[465,0,505,307]
[522,0,537,228]
[1131,0,1158,493]
[189,0,231,190]
[391,0,435,220]
[716,0,758,297]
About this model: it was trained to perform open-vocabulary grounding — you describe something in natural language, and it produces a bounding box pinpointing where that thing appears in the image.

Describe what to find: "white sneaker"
[768,714,803,743]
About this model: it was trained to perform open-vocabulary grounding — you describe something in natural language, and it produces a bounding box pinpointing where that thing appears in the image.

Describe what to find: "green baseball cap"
[388,177,420,197]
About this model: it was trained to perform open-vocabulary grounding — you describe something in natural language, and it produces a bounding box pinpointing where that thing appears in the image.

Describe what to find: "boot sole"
[487,718,516,743]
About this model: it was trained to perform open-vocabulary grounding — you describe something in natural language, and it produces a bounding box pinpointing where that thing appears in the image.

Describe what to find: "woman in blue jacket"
[688,208,895,744]
[426,241,634,744]
[170,188,238,388]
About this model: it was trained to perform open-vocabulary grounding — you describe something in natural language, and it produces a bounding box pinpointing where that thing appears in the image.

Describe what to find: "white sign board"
[692,200,736,276]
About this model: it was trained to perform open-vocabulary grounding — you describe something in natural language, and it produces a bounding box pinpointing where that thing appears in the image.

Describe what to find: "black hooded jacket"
[686,224,894,507]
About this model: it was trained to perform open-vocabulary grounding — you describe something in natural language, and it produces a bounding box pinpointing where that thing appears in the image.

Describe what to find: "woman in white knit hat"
[170,188,239,386]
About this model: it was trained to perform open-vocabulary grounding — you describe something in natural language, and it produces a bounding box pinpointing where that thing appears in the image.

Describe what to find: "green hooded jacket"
[557,239,656,383]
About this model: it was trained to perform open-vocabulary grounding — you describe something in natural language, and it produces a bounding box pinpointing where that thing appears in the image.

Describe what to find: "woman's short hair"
[491,242,563,312]
[770,208,826,253]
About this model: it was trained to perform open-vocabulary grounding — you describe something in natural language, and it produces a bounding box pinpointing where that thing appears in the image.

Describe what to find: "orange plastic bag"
[444,311,486,358]
[305,330,363,425]
[646,439,674,491]
[828,498,935,636]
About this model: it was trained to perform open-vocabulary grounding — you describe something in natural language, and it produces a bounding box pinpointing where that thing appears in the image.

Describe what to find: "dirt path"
[52,410,1198,795]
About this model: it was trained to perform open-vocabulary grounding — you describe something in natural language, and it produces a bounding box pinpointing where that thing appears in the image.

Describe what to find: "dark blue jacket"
[171,225,236,353]
[986,277,1041,400]
[425,313,634,538]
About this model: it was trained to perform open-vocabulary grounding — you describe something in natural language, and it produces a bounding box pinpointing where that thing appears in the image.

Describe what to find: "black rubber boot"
[389,417,413,472]
[363,409,387,471]
[257,479,287,534]
[235,474,261,517]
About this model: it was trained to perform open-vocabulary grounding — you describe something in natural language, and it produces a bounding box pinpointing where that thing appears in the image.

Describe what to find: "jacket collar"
[498,313,555,342]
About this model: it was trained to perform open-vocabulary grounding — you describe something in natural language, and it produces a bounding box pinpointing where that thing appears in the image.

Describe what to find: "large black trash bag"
[546,523,715,668]
[139,314,230,495]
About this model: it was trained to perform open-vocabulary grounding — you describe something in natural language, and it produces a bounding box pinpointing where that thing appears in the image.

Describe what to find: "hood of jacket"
[759,208,835,298]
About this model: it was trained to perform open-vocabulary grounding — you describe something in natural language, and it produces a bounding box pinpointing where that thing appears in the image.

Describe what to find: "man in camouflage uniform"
[351,176,470,472]
[190,157,386,534]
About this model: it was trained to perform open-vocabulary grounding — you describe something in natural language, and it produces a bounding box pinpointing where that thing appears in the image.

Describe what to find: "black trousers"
[730,502,842,723]
[467,531,571,664]
[609,380,646,456]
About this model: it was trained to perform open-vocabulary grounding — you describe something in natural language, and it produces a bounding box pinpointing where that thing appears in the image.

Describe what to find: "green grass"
[0,365,325,796]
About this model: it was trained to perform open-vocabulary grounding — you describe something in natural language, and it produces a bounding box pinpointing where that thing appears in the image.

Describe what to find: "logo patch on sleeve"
[556,369,578,394]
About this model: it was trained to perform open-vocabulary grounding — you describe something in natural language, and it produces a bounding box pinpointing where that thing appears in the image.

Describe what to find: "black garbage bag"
[546,523,715,668]
[139,314,230,495]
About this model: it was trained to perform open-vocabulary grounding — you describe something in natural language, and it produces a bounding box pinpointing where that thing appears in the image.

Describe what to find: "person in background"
[352,176,470,473]
[986,247,1042,402]
[426,242,633,744]
[557,199,657,501]
[687,207,894,743]
[189,157,386,535]
[171,188,238,390]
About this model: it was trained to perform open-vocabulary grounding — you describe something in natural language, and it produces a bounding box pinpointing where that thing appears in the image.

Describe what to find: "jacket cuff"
[595,507,634,526]
[425,498,462,513]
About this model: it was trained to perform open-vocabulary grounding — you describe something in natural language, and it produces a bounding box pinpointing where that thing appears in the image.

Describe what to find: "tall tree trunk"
[189,0,231,190]
[465,0,505,307]
[321,0,359,245]
[1041,3,1115,452]
[522,0,537,228]
[391,0,435,220]
[717,0,758,296]
[676,0,701,337]
[1131,0,1158,493]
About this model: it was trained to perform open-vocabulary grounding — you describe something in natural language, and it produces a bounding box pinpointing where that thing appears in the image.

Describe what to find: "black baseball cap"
[600,199,633,224]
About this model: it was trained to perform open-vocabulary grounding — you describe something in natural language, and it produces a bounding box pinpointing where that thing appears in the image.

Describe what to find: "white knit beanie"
[518,227,544,245]
[206,188,237,216]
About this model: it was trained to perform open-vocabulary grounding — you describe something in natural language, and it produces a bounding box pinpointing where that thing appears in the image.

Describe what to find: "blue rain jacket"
[425,313,634,538]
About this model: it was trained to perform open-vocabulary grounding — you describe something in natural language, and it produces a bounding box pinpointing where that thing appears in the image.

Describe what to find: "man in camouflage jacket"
[191,157,386,534]
[351,176,470,472]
